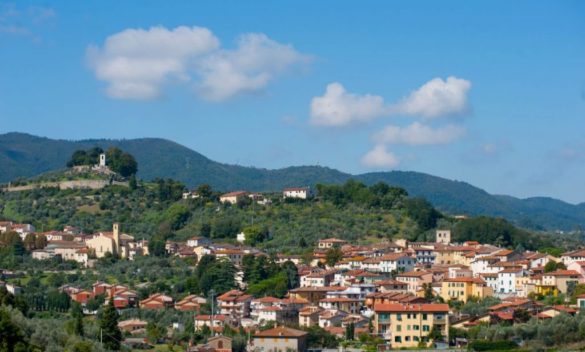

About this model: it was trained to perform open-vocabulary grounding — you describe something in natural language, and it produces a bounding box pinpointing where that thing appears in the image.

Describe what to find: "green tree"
[544,261,566,273]
[325,247,343,267]
[0,308,28,351]
[99,300,122,351]
[106,147,138,177]
[71,301,84,336]
[345,322,355,341]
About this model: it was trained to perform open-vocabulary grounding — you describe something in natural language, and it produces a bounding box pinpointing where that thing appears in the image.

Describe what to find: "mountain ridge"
[1,131,584,231]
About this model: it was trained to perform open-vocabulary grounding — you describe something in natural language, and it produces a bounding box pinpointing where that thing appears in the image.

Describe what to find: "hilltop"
[1,132,585,231]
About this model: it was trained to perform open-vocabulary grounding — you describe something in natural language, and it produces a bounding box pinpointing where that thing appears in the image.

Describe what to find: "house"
[118,319,148,335]
[319,309,347,328]
[283,187,310,200]
[299,306,322,327]
[187,237,211,248]
[440,277,493,303]
[540,270,581,294]
[300,269,337,287]
[194,315,226,330]
[219,191,249,205]
[205,335,232,352]
[378,253,415,273]
[396,271,433,294]
[139,293,173,309]
[561,249,585,266]
[497,267,525,294]
[318,238,347,249]
[176,294,207,312]
[253,326,308,352]
[289,286,346,305]
[374,279,409,293]
[215,249,245,267]
[373,303,450,348]
[216,290,253,323]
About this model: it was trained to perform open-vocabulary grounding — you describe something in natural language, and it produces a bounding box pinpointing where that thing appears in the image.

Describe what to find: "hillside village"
[3,195,585,351]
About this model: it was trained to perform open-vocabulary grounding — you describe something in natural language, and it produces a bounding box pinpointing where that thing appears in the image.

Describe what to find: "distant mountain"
[1,132,584,231]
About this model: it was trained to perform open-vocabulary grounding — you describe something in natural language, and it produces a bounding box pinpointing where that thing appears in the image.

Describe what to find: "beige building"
[219,191,249,204]
[374,303,450,348]
[253,326,308,352]
[85,223,134,259]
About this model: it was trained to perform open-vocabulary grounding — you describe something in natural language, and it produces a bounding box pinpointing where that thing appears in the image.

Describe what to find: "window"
[396,325,401,332]
[414,336,419,342]
[394,336,402,343]
[423,314,428,320]
[407,325,411,331]
[396,314,402,321]
[413,314,417,319]
[405,336,411,342]
[413,325,419,331]
[423,325,430,332]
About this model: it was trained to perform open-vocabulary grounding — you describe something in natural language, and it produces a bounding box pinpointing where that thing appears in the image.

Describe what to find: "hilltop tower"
[99,153,106,167]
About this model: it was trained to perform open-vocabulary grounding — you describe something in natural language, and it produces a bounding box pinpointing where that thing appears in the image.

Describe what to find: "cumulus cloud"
[310,76,471,127]
[87,26,309,101]
[310,82,389,126]
[196,33,310,101]
[373,122,465,145]
[361,144,400,168]
[390,76,471,118]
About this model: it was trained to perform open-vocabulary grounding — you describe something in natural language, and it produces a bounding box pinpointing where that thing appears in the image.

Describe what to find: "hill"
[1,132,584,231]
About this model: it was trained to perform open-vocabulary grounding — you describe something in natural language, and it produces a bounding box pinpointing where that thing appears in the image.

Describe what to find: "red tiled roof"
[374,303,449,313]
[254,326,307,338]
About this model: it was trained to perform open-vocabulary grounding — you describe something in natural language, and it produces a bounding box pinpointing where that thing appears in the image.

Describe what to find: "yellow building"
[434,246,475,265]
[440,277,492,303]
[374,303,450,348]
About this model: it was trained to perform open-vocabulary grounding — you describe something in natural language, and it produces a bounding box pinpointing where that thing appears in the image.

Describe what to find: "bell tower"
[113,223,120,256]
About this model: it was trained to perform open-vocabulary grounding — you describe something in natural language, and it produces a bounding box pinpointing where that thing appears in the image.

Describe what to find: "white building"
[497,267,524,294]
[283,187,310,200]
[378,253,415,273]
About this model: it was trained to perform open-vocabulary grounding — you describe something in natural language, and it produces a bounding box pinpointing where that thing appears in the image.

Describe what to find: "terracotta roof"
[319,238,347,243]
[397,271,430,278]
[252,296,283,304]
[221,191,248,198]
[254,326,307,338]
[195,314,227,321]
[443,277,486,284]
[545,270,580,277]
[374,303,449,313]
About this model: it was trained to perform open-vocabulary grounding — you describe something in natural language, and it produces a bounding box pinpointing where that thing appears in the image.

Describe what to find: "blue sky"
[0,1,584,203]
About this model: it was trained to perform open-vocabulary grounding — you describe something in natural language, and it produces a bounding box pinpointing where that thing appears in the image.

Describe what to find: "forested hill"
[1,132,584,231]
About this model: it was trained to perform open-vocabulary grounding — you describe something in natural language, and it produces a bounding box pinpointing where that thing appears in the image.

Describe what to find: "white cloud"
[361,144,400,168]
[196,33,310,101]
[310,77,471,127]
[87,27,308,101]
[373,122,465,145]
[310,82,389,126]
[391,76,471,118]
[87,26,219,100]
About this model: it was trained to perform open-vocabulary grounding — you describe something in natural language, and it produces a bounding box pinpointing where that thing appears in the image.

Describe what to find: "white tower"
[99,153,106,167]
